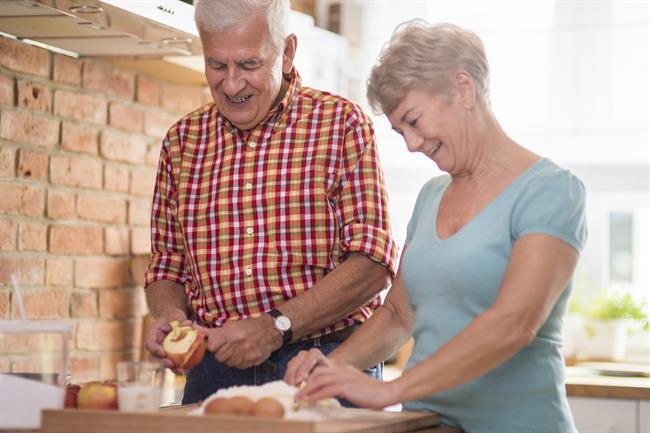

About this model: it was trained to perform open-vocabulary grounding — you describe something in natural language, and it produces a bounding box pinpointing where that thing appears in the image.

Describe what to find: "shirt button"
[248,141,257,149]
[245,268,252,276]
[244,182,253,190]
[246,227,254,236]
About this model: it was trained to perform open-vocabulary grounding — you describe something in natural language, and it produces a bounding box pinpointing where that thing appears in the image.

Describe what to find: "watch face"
[275,316,291,332]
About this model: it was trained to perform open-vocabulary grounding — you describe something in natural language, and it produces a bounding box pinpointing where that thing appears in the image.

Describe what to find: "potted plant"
[580,291,648,361]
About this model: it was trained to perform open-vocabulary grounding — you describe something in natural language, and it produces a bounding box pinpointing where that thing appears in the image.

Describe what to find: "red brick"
[76,321,124,351]
[0,256,44,286]
[124,319,144,349]
[18,221,47,252]
[18,288,70,319]
[75,257,126,289]
[131,227,150,255]
[0,218,16,251]
[46,257,73,287]
[77,193,126,224]
[49,225,103,255]
[99,288,146,320]
[0,146,15,177]
[136,75,159,106]
[130,167,156,197]
[61,122,98,155]
[83,61,135,100]
[99,129,147,164]
[69,354,99,383]
[109,102,143,133]
[70,290,97,318]
[53,54,81,86]
[130,256,149,286]
[129,198,151,226]
[53,89,107,125]
[0,291,9,319]
[0,110,59,148]
[50,155,102,189]
[18,149,48,180]
[0,37,50,77]
[47,189,76,220]
[104,164,129,192]
[0,74,15,105]
[144,110,177,138]
[0,333,43,355]
[160,82,203,113]
[0,182,44,217]
[105,226,129,255]
[17,80,51,112]
[145,143,160,167]
[100,352,128,381]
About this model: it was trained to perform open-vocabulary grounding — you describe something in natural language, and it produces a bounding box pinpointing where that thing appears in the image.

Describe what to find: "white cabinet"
[639,401,650,433]
[569,396,645,433]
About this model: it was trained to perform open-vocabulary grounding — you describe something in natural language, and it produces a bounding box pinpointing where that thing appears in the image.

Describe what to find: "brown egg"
[204,398,235,415]
[228,396,255,415]
[252,397,285,418]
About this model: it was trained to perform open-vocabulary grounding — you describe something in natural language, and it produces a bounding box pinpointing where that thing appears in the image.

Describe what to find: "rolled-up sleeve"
[336,109,398,276]
[144,134,189,288]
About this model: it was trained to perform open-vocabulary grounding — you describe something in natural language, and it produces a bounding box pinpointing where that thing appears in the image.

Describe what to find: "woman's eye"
[408,118,419,127]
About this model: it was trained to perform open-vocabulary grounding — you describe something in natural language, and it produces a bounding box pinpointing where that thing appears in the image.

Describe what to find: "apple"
[162,320,205,369]
[77,381,118,410]
[64,384,81,408]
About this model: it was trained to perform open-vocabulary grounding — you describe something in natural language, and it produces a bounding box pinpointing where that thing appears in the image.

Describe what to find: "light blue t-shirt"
[400,158,587,433]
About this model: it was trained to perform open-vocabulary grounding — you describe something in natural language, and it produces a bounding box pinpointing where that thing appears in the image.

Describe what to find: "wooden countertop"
[565,364,650,400]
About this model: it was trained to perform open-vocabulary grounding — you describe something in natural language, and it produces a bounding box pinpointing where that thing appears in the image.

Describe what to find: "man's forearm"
[146,279,189,321]
[278,253,391,341]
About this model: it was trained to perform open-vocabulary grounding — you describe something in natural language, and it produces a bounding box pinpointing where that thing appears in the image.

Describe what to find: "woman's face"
[387,87,473,174]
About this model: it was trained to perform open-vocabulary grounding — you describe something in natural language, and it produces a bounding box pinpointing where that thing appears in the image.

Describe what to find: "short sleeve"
[511,168,587,253]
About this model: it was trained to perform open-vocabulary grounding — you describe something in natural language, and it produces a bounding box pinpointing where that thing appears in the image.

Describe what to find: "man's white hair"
[194,0,290,53]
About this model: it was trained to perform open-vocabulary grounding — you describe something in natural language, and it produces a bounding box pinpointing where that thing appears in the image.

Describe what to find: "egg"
[204,396,254,416]
[252,397,285,418]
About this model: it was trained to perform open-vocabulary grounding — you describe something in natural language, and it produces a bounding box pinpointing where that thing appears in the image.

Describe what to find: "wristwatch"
[268,309,292,345]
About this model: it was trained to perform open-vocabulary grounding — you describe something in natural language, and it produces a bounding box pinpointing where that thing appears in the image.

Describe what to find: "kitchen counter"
[565,365,650,400]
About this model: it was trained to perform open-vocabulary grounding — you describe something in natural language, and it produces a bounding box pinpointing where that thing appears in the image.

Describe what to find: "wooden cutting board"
[41,405,440,433]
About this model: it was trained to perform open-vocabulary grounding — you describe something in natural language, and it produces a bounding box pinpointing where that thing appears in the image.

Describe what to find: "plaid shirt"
[145,70,397,337]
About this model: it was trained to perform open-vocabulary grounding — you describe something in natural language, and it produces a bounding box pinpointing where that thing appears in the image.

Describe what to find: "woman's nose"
[403,131,423,153]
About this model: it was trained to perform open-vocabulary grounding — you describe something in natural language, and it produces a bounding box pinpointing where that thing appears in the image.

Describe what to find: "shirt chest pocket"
[267,166,338,269]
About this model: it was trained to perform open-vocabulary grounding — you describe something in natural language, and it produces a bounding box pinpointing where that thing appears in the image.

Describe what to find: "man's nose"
[222,68,245,95]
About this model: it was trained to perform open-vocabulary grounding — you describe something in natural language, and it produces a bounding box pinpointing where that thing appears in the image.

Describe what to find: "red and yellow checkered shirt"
[145,70,398,336]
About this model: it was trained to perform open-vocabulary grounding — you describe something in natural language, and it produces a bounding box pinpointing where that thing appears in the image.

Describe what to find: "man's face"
[200,14,295,131]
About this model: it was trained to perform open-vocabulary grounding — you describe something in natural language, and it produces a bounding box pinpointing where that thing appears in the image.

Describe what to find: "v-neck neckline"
[432,158,546,242]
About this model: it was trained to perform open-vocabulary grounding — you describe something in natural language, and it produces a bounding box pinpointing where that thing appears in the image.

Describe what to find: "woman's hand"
[294,364,399,410]
[284,348,335,386]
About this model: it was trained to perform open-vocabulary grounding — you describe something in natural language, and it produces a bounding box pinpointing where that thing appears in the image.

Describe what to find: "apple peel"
[162,320,206,369]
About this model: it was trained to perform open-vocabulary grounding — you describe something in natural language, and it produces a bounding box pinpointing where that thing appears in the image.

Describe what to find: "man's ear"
[282,33,298,74]
[455,71,476,109]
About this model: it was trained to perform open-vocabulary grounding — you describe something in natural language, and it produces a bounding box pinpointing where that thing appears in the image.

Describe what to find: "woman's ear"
[282,34,298,74]
[455,71,477,109]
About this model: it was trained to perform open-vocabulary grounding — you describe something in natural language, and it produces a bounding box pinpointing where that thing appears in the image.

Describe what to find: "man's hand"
[144,313,191,371]
[284,348,334,386]
[195,314,282,369]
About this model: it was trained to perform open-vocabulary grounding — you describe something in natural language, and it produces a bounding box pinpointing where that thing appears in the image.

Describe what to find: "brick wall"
[0,37,210,382]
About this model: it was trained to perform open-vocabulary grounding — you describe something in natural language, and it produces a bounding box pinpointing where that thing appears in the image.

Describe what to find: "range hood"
[0,0,202,57]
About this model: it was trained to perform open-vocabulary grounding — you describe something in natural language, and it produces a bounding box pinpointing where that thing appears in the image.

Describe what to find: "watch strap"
[268,308,292,345]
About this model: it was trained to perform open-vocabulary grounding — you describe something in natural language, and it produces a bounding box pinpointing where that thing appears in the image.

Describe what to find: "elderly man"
[144,0,397,404]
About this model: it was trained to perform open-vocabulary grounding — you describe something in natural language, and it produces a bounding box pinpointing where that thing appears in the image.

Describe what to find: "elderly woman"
[284,20,586,433]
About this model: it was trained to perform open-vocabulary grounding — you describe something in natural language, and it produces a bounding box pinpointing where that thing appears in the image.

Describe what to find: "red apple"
[64,384,81,408]
[77,381,118,410]
[162,320,205,369]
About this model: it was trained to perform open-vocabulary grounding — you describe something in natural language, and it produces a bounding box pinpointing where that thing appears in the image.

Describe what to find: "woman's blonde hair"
[194,0,289,54]
[367,20,490,114]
